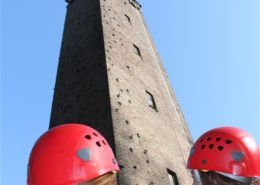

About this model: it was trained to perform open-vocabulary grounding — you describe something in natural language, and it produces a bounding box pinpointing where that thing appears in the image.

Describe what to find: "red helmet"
[27,123,119,185]
[187,127,260,177]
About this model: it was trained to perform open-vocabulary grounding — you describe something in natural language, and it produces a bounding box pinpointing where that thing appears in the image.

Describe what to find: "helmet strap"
[217,172,252,184]
[193,170,203,185]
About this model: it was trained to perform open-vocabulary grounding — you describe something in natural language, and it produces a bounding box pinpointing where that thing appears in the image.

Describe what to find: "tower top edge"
[65,0,142,9]
[65,0,73,4]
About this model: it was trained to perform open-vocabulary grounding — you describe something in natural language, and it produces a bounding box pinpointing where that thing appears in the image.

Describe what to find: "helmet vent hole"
[218,146,224,151]
[225,140,232,144]
[93,132,98,137]
[207,137,212,141]
[96,141,101,147]
[209,144,214,149]
[201,145,206,149]
[216,137,221,142]
[85,135,91,140]
[102,140,107,145]
[199,138,203,142]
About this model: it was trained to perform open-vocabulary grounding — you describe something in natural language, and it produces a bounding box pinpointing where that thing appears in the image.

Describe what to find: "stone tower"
[50,0,194,184]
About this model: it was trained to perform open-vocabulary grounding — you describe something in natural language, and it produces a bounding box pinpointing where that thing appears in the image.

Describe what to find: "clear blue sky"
[1,0,259,184]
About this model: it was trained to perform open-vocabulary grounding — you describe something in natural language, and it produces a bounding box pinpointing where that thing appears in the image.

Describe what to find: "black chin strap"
[217,172,252,184]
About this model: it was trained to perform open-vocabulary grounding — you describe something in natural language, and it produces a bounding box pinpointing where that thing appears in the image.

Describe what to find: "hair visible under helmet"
[78,173,117,185]
[27,123,119,185]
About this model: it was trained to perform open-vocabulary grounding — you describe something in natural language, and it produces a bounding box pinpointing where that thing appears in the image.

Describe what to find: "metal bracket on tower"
[129,0,142,10]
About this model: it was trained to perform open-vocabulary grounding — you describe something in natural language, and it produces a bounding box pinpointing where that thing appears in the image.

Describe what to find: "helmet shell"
[27,123,119,185]
[187,127,259,177]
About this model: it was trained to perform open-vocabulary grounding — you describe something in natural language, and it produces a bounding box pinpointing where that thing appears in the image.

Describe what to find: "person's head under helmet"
[78,173,117,185]
[27,123,119,185]
[187,127,260,185]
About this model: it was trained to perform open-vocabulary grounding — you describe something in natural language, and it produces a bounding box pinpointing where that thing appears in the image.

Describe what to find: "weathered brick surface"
[49,0,115,146]
[50,0,194,184]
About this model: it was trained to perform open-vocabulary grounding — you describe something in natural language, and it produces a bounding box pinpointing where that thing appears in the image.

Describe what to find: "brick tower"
[50,0,194,184]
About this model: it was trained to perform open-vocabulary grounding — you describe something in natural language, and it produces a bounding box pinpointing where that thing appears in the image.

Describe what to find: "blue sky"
[1,0,259,184]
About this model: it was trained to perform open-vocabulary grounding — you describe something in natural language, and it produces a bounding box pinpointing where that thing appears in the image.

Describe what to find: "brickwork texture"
[50,0,194,184]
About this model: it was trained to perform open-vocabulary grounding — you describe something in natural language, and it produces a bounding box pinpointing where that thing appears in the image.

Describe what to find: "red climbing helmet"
[187,127,260,177]
[27,123,119,185]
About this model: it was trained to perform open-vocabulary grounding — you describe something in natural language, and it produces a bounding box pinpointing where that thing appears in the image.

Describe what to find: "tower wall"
[100,0,193,184]
[49,0,115,146]
[50,0,194,184]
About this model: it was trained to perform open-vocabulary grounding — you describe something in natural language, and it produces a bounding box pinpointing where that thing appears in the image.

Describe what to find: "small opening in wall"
[133,44,142,58]
[124,14,131,24]
[146,91,158,111]
[129,0,142,10]
[167,169,179,185]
